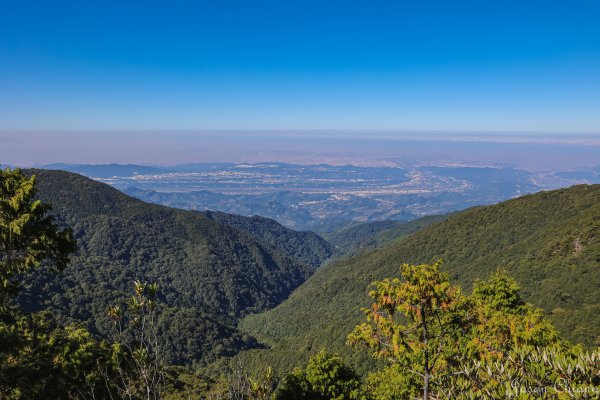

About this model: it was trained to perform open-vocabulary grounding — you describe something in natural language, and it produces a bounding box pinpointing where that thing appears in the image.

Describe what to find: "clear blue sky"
[1,0,599,132]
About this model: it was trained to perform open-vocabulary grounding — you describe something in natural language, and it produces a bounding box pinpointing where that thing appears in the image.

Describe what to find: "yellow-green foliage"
[352,263,598,399]
[348,261,469,399]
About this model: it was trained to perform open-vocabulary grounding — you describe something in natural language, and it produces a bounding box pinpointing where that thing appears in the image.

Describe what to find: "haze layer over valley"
[40,139,600,230]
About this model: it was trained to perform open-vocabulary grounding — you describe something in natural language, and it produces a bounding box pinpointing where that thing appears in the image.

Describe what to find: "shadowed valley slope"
[18,169,332,365]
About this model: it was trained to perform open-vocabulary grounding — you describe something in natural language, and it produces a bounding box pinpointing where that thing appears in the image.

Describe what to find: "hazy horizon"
[2,130,599,171]
[2,2,599,171]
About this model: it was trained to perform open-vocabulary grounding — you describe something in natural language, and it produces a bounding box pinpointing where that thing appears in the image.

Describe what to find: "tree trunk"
[421,303,430,400]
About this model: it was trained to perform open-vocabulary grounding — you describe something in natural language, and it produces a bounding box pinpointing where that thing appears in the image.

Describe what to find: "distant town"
[43,161,600,230]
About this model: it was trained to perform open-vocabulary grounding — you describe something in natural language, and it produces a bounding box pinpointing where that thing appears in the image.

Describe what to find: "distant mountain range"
[40,162,600,230]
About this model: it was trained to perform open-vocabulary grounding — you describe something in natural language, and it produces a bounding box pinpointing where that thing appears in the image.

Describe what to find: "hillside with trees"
[324,214,450,256]
[1,167,599,399]
[238,184,600,373]
[276,264,599,399]
[16,169,332,364]
[202,210,333,268]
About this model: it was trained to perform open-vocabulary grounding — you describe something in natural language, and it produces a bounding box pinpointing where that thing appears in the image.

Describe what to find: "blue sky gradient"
[1,1,599,131]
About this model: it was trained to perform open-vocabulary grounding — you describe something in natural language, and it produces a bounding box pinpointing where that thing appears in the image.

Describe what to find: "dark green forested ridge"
[17,169,330,365]
[202,211,334,268]
[238,184,600,373]
[324,214,450,256]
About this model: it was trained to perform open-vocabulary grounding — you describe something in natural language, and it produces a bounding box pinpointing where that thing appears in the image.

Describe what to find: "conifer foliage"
[0,167,75,313]
[0,168,109,398]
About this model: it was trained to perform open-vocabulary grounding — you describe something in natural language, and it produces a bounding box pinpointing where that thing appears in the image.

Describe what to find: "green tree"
[440,271,597,399]
[349,264,599,399]
[0,311,114,399]
[248,367,277,400]
[348,261,469,400]
[107,280,166,400]
[467,269,562,359]
[276,350,366,400]
[0,167,75,314]
[0,168,113,399]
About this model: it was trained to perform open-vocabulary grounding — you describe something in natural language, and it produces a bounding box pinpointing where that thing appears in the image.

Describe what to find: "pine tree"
[0,167,76,314]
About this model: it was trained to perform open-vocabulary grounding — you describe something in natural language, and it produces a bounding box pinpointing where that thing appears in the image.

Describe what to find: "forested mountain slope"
[325,214,449,256]
[18,169,328,364]
[238,184,600,372]
[202,211,334,268]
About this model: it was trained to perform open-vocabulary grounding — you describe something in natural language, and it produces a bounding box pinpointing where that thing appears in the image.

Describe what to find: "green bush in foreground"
[276,351,366,400]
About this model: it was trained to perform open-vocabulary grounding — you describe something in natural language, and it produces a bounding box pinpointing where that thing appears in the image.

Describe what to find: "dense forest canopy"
[238,184,600,372]
[18,169,333,364]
